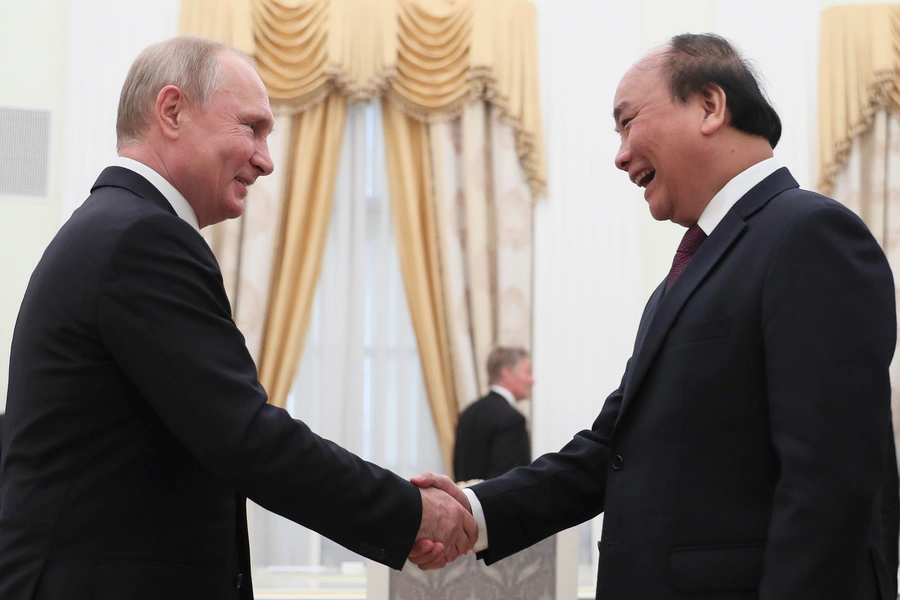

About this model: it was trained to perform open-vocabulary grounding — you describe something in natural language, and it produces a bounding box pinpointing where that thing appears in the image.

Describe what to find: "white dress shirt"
[462,156,783,553]
[697,156,780,236]
[490,385,516,407]
[112,157,200,232]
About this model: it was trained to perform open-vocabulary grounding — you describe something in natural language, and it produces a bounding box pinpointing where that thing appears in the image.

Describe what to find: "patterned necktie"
[666,224,707,292]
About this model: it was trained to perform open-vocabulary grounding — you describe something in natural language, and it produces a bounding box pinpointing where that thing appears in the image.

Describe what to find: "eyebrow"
[612,101,629,126]
[251,112,276,135]
[613,104,629,134]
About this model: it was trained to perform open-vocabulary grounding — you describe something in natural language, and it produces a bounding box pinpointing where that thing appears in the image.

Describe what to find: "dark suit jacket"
[453,391,530,481]
[0,167,421,600]
[0,413,4,493]
[882,431,899,599]
[472,169,898,599]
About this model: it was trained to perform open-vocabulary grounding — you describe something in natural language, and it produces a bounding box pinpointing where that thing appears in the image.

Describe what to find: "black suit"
[471,169,898,599]
[0,413,4,493]
[882,431,899,599]
[0,167,421,600]
[453,391,530,481]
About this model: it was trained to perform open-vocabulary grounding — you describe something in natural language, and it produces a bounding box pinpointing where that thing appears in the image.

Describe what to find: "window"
[249,103,443,595]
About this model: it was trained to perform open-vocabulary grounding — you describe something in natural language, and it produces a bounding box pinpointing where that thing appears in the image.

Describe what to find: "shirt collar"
[697,156,780,235]
[490,385,517,407]
[112,157,200,232]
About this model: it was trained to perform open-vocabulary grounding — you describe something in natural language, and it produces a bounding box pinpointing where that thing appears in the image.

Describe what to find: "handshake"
[410,472,478,570]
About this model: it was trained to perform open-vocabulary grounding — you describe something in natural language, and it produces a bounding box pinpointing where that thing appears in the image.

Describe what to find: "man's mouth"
[632,168,655,188]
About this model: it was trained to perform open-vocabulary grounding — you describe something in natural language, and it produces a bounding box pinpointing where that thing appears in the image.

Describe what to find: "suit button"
[610,454,624,470]
[235,573,243,589]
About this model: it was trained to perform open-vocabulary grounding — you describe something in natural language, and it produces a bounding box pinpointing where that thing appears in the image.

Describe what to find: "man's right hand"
[412,472,472,512]
[410,474,476,570]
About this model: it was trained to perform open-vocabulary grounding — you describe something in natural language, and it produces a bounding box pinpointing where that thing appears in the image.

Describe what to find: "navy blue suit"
[472,169,897,599]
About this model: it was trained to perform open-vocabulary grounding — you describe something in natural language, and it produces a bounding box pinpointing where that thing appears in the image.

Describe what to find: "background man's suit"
[470,168,898,599]
[0,167,421,600]
[453,390,530,481]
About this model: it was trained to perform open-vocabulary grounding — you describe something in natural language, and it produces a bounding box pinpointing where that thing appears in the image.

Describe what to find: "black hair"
[662,33,781,148]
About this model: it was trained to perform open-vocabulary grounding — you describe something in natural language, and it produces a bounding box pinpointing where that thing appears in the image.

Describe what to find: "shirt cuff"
[462,487,489,552]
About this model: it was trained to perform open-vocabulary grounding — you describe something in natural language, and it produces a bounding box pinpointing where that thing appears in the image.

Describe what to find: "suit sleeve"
[760,205,896,598]
[471,362,629,564]
[97,215,421,570]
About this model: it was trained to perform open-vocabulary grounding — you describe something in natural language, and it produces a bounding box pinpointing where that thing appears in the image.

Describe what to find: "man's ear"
[699,83,727,136]
[155,85,188,141]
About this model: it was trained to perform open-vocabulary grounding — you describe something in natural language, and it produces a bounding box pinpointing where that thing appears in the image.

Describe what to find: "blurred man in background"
[453,347,533,482]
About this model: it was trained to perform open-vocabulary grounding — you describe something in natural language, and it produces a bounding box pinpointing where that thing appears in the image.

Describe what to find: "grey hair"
[487,347,530,383]
[115,35,249,151]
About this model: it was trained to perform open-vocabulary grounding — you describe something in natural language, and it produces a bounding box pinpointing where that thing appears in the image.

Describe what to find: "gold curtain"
[429,103,535,418]
[817,4,900,194]
[381,98,458,471]
[179,0,256,54]
[257,95,347,409]
[181,0,543,466]
[820,9,900,542]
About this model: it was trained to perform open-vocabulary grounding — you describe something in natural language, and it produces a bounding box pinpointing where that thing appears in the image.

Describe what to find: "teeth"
[632,169,653,187]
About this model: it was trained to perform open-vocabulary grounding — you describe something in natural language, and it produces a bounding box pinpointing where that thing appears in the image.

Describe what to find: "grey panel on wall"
[0,107,51,197]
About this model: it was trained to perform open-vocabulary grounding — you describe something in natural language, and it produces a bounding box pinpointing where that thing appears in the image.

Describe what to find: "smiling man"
[411,33,899,599]
[0,35,475,600]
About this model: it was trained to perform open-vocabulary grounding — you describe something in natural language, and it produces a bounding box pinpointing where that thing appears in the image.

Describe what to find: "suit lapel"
[632,281,666,359]
[615,168,799,425]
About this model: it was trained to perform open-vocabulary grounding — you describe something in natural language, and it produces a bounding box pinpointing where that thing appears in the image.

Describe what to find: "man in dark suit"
[453,347,533,482]
[410,33,900,598]
[0,36,472,600]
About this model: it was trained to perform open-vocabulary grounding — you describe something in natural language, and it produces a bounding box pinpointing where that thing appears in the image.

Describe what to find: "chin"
[648,205,670,222]
[645,195,672,222]
[227,199,246,220]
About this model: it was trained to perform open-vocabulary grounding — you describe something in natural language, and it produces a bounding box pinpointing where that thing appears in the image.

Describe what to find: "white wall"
[0,0,181,411]
[0,0,70,412]
[530,0,643,456]
[60,0,183,222]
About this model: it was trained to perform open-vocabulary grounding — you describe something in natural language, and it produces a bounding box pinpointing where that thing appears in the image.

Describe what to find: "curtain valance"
[180,0,546,195]
[818,4,900,194]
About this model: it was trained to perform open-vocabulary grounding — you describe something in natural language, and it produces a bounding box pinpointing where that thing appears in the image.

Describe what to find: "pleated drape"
[258,95,348,409]
[381,98,458,471]
[818,4,900,194]
[182,0,545,193]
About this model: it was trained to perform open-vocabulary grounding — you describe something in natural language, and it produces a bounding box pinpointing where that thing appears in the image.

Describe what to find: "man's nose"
[254,141,274,176]
[615,142,630,171]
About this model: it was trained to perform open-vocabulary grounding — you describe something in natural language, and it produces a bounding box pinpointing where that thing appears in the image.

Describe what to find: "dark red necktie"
[666,224,707,292]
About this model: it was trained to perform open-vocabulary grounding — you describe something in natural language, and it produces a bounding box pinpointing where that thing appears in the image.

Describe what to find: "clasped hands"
[410,472,474,570]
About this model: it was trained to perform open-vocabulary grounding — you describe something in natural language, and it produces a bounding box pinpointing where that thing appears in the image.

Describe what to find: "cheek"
[235,138,257,162]
[215,136,253,162]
